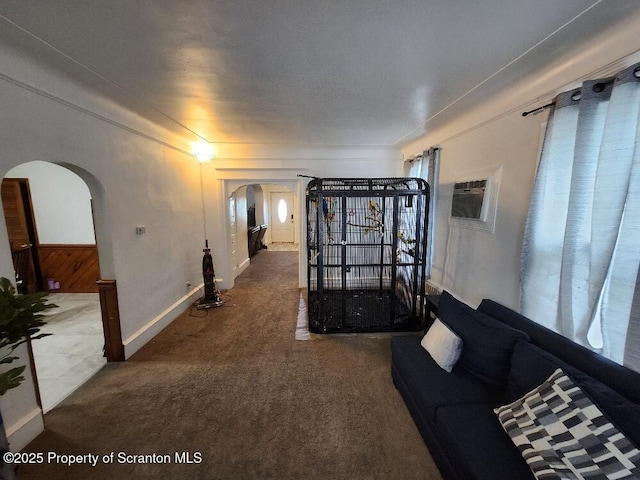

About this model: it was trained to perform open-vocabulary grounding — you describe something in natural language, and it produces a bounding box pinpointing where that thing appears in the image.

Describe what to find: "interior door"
[270,192,295,242]
[1,178,41,292]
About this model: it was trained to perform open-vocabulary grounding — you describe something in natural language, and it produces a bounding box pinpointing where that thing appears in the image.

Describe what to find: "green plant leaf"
[0,366,26,396]
[0,277,56,394]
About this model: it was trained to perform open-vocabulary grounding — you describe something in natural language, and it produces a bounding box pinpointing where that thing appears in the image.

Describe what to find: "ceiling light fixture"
[192,140,216,163]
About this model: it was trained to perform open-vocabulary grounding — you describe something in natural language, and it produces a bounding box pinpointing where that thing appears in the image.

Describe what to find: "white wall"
[422,111,542,308]
[6,161,95,244]
[402,16,640,309]
[233,186,250,275]
[0,40,205,450]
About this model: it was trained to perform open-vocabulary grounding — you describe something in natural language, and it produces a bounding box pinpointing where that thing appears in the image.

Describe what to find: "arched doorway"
[246,183,296,247]
[220,178,307,288]
[2,160,120,413]
[227,181,302,283]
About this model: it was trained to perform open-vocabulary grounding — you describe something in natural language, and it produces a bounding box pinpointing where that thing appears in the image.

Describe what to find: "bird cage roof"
[306,177,428,195]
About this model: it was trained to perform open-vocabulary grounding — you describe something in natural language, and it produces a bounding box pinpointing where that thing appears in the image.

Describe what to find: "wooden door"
[2,179,31,249]
[1,178,41,292]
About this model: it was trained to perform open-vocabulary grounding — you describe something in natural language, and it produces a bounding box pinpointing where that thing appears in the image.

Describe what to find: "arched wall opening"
[222,178,306,289]
[1,160,121,412]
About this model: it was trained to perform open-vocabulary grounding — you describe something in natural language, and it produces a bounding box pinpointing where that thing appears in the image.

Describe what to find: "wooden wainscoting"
[96,280,125,361]
[38,244,100,293]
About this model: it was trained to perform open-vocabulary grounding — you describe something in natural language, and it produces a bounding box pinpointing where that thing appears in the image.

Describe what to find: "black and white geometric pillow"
[495,368,640,479]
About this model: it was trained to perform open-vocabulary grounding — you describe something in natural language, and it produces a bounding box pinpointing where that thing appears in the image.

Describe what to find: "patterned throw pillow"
[495,368,640,479]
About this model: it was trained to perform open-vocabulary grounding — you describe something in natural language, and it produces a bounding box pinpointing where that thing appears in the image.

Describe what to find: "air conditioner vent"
[451,179,487,219]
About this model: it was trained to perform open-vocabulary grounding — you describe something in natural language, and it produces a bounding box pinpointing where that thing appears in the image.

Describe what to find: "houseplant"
[0,277,56,479]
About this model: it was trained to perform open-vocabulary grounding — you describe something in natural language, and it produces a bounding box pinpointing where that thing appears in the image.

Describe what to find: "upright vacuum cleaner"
[197,240,223,309]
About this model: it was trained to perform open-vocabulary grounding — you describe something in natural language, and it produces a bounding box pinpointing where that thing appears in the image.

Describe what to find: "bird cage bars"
[306,177,430,333]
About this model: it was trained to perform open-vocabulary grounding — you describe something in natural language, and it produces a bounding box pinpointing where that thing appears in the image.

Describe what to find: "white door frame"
[222,177,306,289]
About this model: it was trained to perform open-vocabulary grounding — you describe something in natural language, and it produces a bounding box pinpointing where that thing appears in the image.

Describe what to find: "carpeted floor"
[17,251,442,480]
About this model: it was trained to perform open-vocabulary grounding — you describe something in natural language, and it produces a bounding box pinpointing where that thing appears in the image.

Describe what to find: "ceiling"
[1,0,639,148]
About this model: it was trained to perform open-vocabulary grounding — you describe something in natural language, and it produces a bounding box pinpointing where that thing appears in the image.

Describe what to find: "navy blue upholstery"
[391,336,502,422]
[391,292,640,480]
[434,404,534,480]
[440,291,529,388]
[478,299,640,404]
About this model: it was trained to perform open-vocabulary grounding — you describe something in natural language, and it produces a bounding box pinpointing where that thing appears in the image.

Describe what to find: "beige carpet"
[18,251,442,480]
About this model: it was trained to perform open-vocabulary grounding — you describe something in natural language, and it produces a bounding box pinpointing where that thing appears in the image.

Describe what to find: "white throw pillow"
[421,318,463,373]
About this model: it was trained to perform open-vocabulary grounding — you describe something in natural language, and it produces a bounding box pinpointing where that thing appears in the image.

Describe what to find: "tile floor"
[31,293,106,413]
[268,242,298,251]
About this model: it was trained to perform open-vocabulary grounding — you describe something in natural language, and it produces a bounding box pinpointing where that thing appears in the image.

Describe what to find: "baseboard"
[122,285,204,359]
[6,407,44,452]
[237,257,250,276]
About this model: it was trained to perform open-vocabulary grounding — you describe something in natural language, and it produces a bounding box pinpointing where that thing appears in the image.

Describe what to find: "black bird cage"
[306,177,430,333]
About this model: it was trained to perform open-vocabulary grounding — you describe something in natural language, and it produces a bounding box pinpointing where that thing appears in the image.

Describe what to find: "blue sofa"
[391,291,640,480]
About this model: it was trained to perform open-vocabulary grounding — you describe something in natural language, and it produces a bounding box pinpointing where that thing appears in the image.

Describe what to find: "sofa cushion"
[439,291,529,388]
[434,403,534,480]
[479,298,640,405]
[496,368,640,479]
[391,335,502,422]
[420,317,463,373]
[506,339,640,448]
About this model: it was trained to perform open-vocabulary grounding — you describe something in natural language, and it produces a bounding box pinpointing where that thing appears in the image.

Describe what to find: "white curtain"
[404,147,440,279]
[404,153,423,177]
[521,63,640,371]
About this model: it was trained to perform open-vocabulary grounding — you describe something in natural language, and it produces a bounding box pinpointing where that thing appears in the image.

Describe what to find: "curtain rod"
[522,76,621,117]
[522,102,555,117]
[406,146,440,163]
